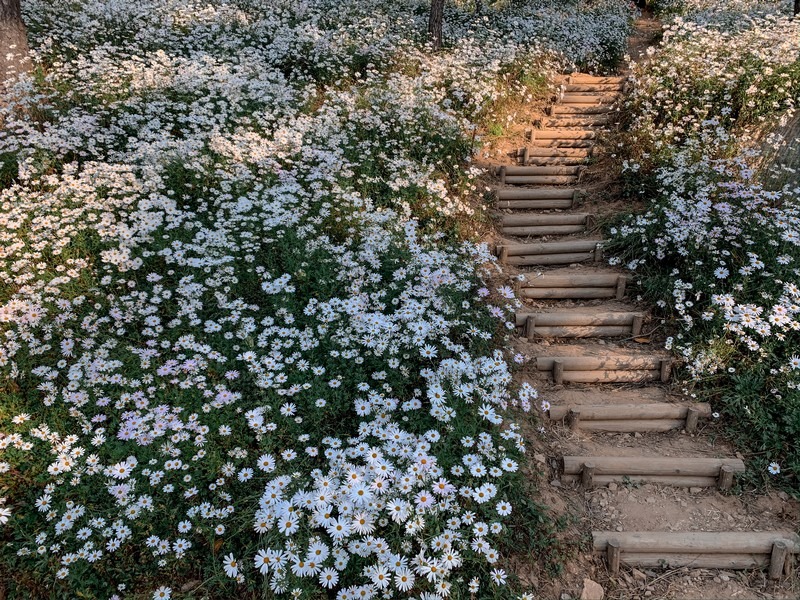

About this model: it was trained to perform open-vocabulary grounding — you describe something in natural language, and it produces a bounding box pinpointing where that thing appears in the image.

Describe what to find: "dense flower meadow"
[612,0,800,489]
[0,0,633,598]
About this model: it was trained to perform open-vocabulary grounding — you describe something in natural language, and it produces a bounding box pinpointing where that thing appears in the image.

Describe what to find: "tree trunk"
[428,0,444,50]
[794,0,799,16]
[0,0,31,96]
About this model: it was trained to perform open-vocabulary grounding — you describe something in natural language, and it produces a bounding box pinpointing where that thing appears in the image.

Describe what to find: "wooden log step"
[507,253,597,266]
[515,310,640,328]
[563,456,745,478]
[529,138,595,148]
[502,214,589,227]
[496,188,580,200]
[572,420,689,433]
[517,310,643,338]
[500,240,603,257]
[524,147,591,157]
[593,531,800,555]
[618,553,768,570]
[504,225,586,237]
[569,74,626,84]
[499,165,580,176]
[519,272,628,301]
[521,286,618,299]
[537,355,665,372]
[563,473,718,487]
[525,325,631,337]
[551,105,613,115]
[525,155,588,166]
[542,117,610,129]
[564,83,624,93]
[549,402,712,422]
[557,369,662,384]
[498,198,574,210]
[503,175,578,185]
[522,272,624,288]
[561,94,619,104]
[532,129,596,140]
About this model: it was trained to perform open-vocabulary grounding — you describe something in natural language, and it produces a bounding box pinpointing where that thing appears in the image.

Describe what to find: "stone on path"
[580,578,605,600]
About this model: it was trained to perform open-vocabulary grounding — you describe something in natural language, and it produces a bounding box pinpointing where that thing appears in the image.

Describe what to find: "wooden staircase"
[493,72,797,580]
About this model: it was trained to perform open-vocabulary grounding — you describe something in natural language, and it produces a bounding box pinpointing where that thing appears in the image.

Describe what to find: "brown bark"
[428,0,444,50]
[0,0,31,96]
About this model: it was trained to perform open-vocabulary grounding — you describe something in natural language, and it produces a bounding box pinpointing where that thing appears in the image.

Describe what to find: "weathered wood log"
[551,105,613,115]
[770,541,790,580]
[615,275,627,300]
[718,464,735,491]
[549,403,712,422]
[563,456,745,477]
[632,314,643,336]
[581,462,595,488]
[553,359,564,385]
[498,199,574,210]
[525,147,591,157]
[520,287,617,299]
[561,94,619,104]
[504,175,579,185]
[569,74,626,84]
[559,369,661,383]
[495,187,578,199]
[527,325,631,338]
[506,252,595,266]
[503,225,586,236]
[502,213,588,226]
[523,272,622,287]
[564,84,624,93]
[537,355,663,371]
[529,138,595,147]
[592,531,800,554]
[533,129,596,140]
[660,359,672,383]
[501,240,603,257]
[525,155,588,166]
[564,474,718,487]
[685,407,700,433]
[567,408,581,431]
[576,419,688,433]
[621,553,769,570]
[516,311,638,327]
[607,540,621,574]
[498,165,580,176]
[542,118,611,129]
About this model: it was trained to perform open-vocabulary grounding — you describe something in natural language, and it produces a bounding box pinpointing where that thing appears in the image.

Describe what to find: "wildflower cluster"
[0,0,634,598]
[611,1,800,489]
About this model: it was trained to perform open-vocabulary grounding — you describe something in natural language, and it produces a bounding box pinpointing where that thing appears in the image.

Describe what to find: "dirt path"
[484,15,800,600]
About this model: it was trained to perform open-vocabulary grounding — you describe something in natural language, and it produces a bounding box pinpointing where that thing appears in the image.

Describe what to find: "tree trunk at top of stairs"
[428,0,444,50]
[0,0,31,97]
[795,0,799,17]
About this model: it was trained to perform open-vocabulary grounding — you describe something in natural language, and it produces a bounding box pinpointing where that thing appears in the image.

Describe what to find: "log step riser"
[500,166,581,176]
[523,148,592,157]
[533,131,596,140]
[505,252,598,266]
[498,200,574,210]
[551,106,613,115]
[502,214,589,226]
[503,225,586,236]
[503,175,579,185]
[529,140,595,148]
[594,532,798,578]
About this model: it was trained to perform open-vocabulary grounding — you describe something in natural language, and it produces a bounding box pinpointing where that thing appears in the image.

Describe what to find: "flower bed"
[0,1,633,598]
